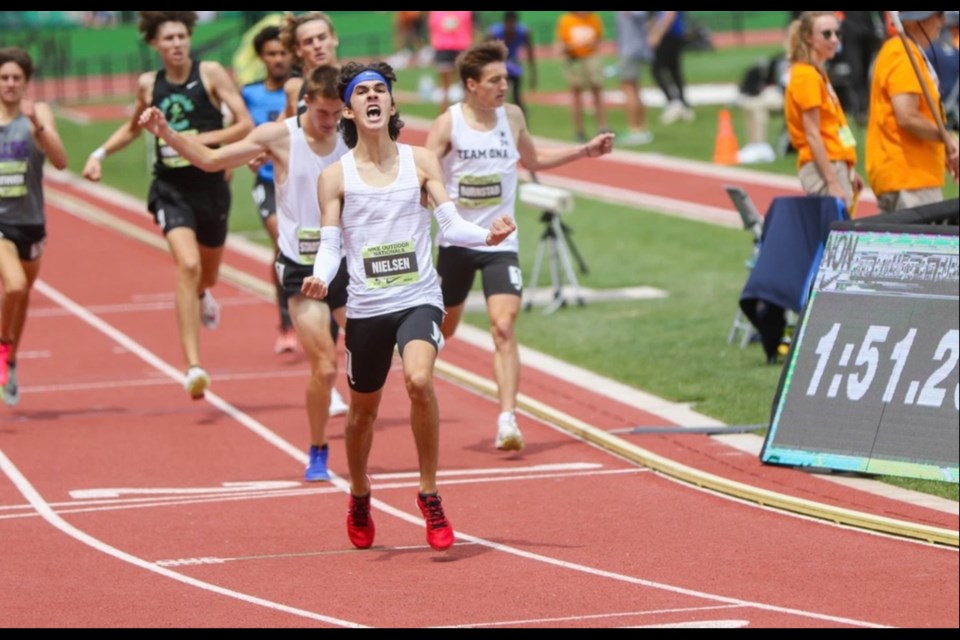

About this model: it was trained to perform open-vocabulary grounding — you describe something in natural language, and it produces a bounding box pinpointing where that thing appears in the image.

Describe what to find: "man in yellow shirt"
[866,11,960,212]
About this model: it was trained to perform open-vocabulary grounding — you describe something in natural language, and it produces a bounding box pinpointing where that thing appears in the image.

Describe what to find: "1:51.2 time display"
[806,323,959,411]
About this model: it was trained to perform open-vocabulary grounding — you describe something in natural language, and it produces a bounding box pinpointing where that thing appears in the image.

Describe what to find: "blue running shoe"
[305,445,331,482]
[2,363,19,407]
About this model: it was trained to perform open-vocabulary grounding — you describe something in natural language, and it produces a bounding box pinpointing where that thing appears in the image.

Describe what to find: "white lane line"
[11,351,50,361]
[30,297,261,318]
[71,481,303,500]
[0,447,367,627]
[1,469,642,520]
[437,605,748,629]
[70,464,605,500]
[17,369,311,396]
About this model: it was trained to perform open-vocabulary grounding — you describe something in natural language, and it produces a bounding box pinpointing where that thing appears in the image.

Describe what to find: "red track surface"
[0,138,956,628]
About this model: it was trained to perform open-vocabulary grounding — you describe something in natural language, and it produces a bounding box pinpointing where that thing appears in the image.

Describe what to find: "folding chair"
[724,185,763,348]
[739,195,850,364]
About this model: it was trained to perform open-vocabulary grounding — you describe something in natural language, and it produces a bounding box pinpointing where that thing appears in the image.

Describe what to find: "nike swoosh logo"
[821,273,842,290]
[186,81,199,90]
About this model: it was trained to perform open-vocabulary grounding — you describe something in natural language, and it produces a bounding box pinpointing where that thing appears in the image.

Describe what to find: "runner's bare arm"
[282,77,305,120]
[139,109,282,174]
[301,162,345,300]
[516,126,614,172]
[196,61,254,147]
[415,146,515,247]
[425,109,454,160]
[890,93,945,142]
[26,100,68,170]
[82,71,156,182]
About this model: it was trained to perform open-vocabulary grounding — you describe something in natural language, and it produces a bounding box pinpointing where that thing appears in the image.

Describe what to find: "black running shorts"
[0,223,45,261]
[275,253,349,312]
[436,246,523,308]
[344,305,444,393]
[147,174,231,249]
[251,177,277,223]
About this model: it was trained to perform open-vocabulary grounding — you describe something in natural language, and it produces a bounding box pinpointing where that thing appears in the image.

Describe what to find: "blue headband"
[344,71,392,105]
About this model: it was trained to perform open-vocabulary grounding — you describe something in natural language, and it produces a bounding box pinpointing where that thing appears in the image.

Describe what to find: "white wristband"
[90,147,107,161]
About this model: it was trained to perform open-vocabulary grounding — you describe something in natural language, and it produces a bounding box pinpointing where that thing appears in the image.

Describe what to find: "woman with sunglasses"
[784,11,863,213]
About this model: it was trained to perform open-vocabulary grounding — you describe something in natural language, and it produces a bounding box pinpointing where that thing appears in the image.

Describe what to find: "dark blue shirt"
[488,23,530,79]
[656,11,686,39]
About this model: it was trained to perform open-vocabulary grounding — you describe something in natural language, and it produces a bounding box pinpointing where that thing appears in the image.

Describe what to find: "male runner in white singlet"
[427,40,614,452]
[140,65,350,483]
[302,62,516,553]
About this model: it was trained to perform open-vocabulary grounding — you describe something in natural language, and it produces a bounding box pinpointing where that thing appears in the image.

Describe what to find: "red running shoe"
[347,494,375,550]
[0,343,9,387]
[416,493,455,551]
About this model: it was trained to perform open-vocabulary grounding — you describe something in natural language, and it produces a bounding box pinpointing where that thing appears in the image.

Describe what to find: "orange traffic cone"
[713,108,740,166]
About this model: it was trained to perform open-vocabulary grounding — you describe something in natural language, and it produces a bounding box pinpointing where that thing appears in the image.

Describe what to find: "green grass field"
[51,42,958,502]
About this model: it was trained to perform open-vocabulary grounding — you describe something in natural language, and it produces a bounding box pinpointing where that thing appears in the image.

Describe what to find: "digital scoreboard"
[762,223,959,482]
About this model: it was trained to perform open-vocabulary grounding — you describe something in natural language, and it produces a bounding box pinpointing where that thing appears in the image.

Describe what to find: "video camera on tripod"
[519,181,589,314]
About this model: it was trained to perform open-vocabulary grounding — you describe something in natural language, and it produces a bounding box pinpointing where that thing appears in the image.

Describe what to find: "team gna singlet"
[439,103,520,254]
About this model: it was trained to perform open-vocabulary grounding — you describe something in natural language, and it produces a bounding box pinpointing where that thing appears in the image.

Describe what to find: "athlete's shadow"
[1,404,233,428]
[365,540,496,564]
[364,536,582,564]
[461,436,580,457]
[0,406,131,424]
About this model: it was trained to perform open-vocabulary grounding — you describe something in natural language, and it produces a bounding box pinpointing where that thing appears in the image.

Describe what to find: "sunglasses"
[820,29,842,40]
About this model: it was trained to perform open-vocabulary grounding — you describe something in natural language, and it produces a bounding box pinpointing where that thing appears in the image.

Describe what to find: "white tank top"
[341,143,443,319]
[276,117,349,265]
[439,103,520,253]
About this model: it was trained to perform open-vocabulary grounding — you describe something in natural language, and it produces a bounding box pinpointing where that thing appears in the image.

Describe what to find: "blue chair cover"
[740,195,849,362]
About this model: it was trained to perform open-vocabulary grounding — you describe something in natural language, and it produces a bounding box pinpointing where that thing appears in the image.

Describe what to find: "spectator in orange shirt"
[784,12,863,212]
[394,11,426,58]
[867,11,960,213]
[555,11,609,142]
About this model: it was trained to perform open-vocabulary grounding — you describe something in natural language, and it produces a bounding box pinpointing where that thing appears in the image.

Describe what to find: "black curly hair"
[337,61,404,149]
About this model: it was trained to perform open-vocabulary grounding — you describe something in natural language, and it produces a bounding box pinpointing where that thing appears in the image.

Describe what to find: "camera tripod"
[524,210,589,315]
